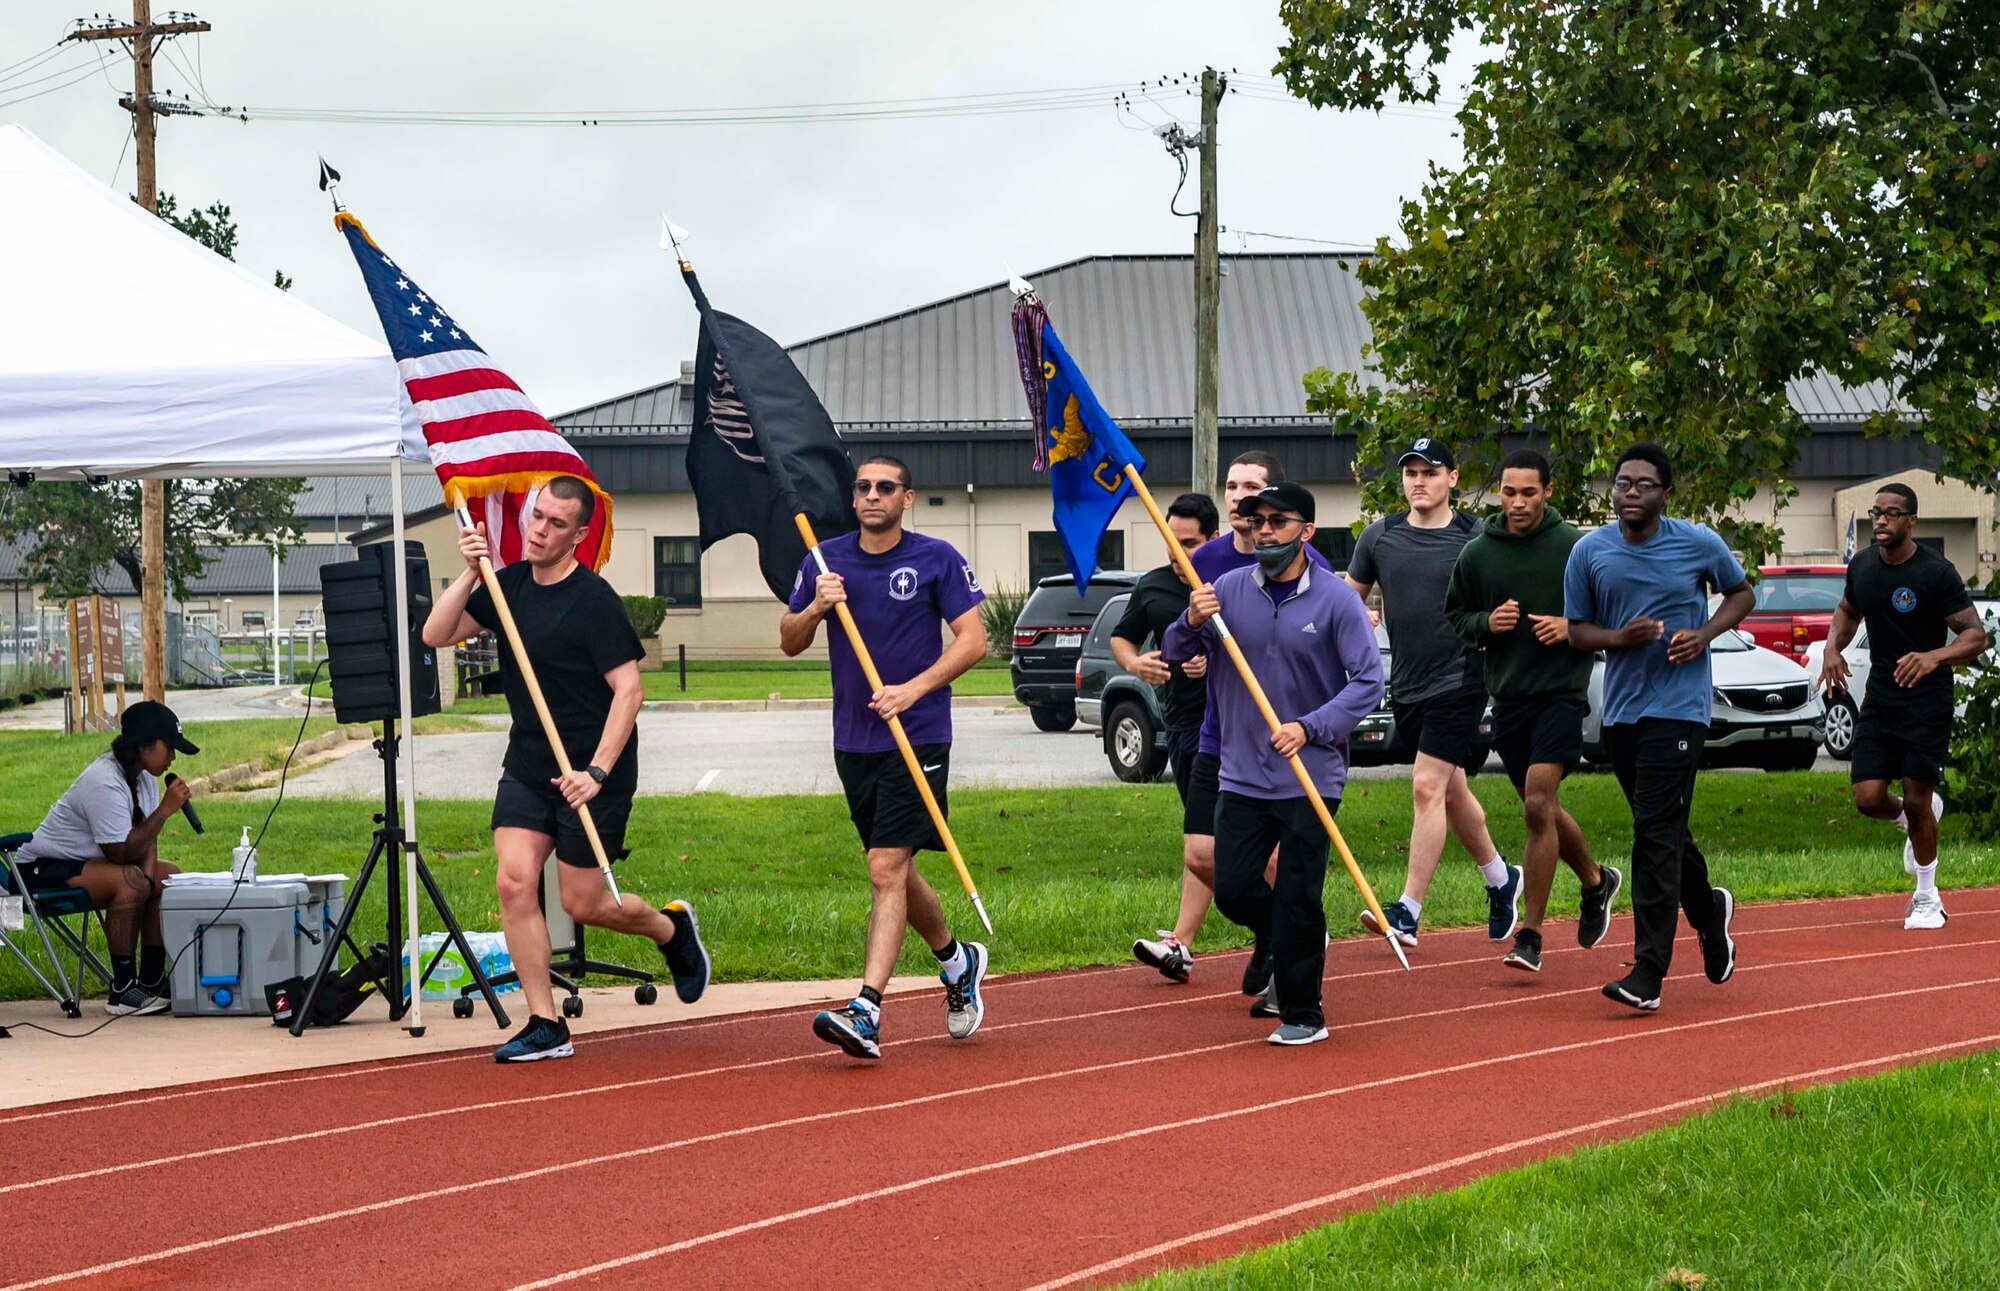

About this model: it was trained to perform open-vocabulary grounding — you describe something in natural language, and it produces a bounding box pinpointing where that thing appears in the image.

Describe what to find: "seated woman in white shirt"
[15,701,195,1015]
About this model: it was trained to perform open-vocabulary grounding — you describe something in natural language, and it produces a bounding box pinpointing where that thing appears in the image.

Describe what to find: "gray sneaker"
[942,941,988,1039]
[1268,1022,1328,1046]
[1249,979,1280,1019]
[105,982,168,1016]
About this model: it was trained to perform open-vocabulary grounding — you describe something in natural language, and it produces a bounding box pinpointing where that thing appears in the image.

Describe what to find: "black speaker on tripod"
[320,541,442,723]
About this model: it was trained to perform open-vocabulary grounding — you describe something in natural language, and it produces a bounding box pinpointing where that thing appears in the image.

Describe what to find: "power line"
[0,58,109,110]
[1224,226,1376,251]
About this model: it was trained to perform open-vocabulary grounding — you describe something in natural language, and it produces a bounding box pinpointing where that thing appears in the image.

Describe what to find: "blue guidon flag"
[1010,292,1146,592]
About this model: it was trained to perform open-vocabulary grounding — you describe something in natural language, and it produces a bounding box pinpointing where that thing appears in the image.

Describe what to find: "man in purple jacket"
[1164,483,1383,1046]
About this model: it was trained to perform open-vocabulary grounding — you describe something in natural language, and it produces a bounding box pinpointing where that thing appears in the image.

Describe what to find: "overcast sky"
[6,2,1467,414]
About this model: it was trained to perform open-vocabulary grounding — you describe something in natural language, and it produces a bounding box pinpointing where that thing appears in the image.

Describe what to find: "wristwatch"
[584,764,608,785]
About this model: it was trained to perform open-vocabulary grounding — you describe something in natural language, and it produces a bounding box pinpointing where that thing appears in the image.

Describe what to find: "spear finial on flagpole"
[317,155,344,214]
[660,214,693,270]
[1006,262,1036,301]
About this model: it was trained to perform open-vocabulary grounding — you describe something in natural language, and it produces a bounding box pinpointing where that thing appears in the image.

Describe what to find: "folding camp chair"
[0,833,113,1019]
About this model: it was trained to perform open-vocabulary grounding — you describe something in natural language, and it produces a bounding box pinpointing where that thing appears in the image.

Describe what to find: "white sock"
[1479,857,1510,888]
[1398,894,1424,919]
[936,942,968,979]
[1915,862,1938,898]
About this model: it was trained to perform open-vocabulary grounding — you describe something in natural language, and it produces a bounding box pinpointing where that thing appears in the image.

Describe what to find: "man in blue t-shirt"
[1564,443,1754,1013]
[781,453,989,1060]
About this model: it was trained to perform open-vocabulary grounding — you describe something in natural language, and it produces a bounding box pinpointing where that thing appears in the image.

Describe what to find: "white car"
[1582,628,1824,771]
[1805,597,2000,761]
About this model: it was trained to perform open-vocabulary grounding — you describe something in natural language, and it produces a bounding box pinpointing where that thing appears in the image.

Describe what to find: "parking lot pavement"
[272,704,1849,799]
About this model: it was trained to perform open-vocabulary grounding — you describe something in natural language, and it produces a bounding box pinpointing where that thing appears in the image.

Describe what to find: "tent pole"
[391,456,424,1036]
[271,542,281,687]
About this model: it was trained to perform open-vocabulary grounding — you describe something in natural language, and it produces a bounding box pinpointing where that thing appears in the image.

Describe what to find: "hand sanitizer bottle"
[231,826,258,882]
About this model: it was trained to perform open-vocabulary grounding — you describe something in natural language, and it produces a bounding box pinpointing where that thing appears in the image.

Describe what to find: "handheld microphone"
[163,772,204,835]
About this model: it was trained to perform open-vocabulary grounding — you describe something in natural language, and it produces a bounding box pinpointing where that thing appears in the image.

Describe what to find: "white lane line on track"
[693,768,721,792]
[7,934,1989,1196]
[9,972,1995,1291]
[4,897,1990,1129]
[497,976,2000,1291]
[1017,1032,2000,1291]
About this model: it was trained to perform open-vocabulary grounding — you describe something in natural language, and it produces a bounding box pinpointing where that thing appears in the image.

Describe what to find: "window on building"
[655,536,702,608]
[1310,527,1357,572]
[1028,530,1125,585]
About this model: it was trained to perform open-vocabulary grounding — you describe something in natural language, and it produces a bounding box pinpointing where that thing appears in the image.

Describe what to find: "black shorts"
[1390,684,1488,770]
[1166,726,1201,808]
[1851,696,1951,787]
[10,857,89,892]
[491,772,633,868]
[835,743,950,852]
[1183,751,1222,837]
[1491,696,1587,790]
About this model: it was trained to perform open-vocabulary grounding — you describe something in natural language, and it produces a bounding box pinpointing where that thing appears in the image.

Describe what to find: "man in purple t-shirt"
[780,453,989,1061]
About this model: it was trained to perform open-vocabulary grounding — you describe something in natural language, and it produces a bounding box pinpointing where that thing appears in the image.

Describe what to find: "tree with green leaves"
[1276,0,1999,559]
[0,193,304,598]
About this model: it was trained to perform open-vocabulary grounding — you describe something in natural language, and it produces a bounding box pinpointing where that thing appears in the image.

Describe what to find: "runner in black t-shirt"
[1111,493,1220,982]
[1817,482,1990,931]
[424,476,710,1062]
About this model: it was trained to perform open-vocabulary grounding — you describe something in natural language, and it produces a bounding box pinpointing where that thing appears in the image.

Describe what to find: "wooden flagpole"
[454,507,623,905]
[1122,466,1409,971]
[795,513,994,936]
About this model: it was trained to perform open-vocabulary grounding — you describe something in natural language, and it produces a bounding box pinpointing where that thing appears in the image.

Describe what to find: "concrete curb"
[186,725,370,793]
[283,687,1020,716]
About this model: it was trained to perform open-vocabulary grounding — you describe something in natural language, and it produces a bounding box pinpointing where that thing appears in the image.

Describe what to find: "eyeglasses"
[853,479,904,497]
[1246,513,1305,532]
[1866,507,1912,521]
[1611,477,1665,495]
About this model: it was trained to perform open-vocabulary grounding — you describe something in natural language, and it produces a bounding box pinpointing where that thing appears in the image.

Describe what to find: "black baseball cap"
[1236,481,1316,524]
[1397,437,1456,470]
[121,700,199,755]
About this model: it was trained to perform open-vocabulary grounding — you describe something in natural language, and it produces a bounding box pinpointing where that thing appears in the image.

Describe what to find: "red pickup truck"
[1742,564,1848,661]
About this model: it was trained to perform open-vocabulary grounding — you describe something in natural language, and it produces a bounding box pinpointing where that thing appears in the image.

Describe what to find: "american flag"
[337,212,611,571]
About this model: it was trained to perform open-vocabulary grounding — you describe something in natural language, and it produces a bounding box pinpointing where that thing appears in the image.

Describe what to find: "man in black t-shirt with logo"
[1112,492,1219,981]
[1818,482,1990,931]
[425,476,710,1062]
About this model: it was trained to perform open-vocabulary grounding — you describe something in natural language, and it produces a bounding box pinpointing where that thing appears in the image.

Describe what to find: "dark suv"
[1009,570,1144,732]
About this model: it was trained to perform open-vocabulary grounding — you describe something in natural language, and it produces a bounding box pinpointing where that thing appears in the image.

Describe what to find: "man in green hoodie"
[1445,449,1621,973]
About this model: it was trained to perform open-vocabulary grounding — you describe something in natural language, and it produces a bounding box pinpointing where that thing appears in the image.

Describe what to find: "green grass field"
[1123,1051,2000,1290]
[4,720,1993,1001]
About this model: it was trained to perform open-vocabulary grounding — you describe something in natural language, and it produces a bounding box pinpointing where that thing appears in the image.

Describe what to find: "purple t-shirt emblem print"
[790,530,986,753]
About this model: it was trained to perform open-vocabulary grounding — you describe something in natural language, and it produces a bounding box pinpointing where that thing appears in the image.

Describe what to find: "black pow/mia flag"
[681,267,856,599]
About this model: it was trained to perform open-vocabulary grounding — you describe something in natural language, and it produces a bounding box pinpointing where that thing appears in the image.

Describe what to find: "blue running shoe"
[943,941,989,1039]
[1487,864,1523,942]
[494,1015,573,1063]
[658,900,711,1003]
[1361,899,1420,948]
[813,1000,881,1059]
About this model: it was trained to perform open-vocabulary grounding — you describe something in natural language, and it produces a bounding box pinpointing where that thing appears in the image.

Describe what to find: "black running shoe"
[1249,979,1280,1018]
[1486,864,1523,941]
[659,900,711,1003]
[1697,887,1737,984]
[494,1015,573,1063]
[1576,864,1622,949]
[1503,927,1543,973]
[1240,940,1273,997]
[1601,975,1661,1012]
[812,1000,881,1059]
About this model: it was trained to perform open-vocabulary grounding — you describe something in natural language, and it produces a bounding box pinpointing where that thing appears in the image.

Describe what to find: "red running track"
[2,889,1997,1290]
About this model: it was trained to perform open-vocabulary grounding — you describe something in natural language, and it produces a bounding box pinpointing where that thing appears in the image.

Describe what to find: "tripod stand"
[290,718,510,1037]
[455,864,657,1019]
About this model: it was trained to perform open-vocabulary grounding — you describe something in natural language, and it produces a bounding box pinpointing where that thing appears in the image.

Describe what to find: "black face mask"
[1255,538,1303,577]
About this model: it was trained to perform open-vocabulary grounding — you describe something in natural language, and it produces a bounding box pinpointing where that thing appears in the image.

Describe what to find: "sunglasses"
[853,479,904,497]
[1246,513,1305,532]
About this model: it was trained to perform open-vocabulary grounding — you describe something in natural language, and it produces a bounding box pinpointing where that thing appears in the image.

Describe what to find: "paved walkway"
[0,685,297,731]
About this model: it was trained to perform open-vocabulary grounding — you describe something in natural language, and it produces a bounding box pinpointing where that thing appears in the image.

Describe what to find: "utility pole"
[68,4,211,703]
[1192,67,1223,501]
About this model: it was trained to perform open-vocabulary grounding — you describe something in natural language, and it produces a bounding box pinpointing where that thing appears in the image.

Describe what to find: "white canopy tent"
[0,123,437,1031]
